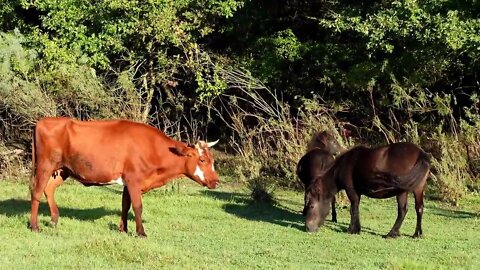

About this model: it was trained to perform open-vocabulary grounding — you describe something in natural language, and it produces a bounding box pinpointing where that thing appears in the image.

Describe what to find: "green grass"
[0,178,479,269]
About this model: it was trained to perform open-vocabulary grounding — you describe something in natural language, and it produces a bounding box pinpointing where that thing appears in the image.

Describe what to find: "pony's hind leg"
[413,175,428,238]
[345,188,361,234]
[385,192,408,238]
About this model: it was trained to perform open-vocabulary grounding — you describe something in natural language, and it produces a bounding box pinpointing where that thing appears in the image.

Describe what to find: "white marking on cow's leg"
[212,163,215,172]
[194,166,205,181]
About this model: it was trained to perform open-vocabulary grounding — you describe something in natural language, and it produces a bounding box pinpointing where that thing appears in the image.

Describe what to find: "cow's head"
[174,140,220,189]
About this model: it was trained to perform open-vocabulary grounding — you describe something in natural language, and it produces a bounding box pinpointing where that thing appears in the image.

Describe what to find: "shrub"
[246,176,276,204]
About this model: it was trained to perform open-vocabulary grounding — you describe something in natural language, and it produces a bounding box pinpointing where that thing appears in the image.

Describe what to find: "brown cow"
[30,117,220,237]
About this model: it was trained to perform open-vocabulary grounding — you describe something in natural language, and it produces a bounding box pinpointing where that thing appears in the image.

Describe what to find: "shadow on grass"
[324,221,385,237]
[203,190,304,231]
[429,206,480,219]
[0,199,118,222]
[203,190,394,236]
[202,190,251,204]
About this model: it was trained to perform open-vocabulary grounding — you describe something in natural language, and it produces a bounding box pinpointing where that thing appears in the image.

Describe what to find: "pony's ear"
[170,144,194,157]
[316,137,326,147]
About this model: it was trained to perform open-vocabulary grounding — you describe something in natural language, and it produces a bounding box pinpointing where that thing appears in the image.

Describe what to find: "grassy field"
[0,178,479,270]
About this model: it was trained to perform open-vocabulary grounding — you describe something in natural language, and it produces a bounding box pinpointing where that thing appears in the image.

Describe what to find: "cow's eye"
[199,159,206,163]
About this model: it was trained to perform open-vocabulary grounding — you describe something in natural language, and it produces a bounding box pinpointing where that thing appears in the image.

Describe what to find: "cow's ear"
[170,144,194,157]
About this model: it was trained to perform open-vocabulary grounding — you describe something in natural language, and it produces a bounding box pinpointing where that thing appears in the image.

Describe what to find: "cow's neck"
[141,143,190,192]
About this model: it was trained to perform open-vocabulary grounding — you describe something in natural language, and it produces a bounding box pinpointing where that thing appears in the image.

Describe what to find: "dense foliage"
[0,0,479,201]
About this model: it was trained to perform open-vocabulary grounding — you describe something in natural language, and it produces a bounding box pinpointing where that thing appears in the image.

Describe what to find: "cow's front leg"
[119,186,131,233]
[127,184,146,237]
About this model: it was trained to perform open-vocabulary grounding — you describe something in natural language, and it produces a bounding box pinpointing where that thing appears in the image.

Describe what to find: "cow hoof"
[49,220,57,227]
[30,225,40,232]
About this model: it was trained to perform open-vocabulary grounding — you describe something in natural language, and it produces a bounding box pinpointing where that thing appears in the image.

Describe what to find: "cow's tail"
[30,126,37,192]
[393,151,431,191]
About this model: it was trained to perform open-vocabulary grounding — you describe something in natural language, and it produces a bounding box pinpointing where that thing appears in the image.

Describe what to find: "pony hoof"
[136,232,147,238]
[384,232,400,238]
[412,233,422,238]
[347,228,360,234]
[118,225,128,233]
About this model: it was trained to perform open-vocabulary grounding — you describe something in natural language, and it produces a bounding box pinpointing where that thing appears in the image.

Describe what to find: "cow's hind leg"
[385,192,408,238]
[44,171,66,227]
[30,165,55,231]
[119,186,131,233]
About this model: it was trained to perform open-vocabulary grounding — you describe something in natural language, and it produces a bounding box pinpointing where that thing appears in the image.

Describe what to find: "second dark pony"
[297,131,344,221]
[305,142,430,238]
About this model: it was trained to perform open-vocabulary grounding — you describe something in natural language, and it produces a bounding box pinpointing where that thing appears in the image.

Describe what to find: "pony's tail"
[30,126,37,193]
[393,151,431,190]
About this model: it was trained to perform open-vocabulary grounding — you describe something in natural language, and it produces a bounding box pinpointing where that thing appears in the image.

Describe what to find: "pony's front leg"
[346,188,361,234]
[331,196,337,223]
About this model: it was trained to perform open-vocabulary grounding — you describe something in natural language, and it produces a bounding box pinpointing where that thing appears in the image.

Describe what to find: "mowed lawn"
[0,178,479,270]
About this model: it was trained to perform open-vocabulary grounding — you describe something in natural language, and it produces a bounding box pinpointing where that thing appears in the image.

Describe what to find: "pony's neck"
[324,166,339,197]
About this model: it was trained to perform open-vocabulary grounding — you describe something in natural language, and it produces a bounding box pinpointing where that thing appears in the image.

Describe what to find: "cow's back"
[34,117,174,182]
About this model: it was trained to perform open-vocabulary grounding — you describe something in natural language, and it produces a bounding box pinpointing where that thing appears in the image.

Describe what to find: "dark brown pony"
[306,131,343,153]
[297,131,344,221]
[305,142,430,238]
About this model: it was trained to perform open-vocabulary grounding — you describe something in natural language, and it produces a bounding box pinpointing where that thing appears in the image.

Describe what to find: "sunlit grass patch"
[0,180,478,269]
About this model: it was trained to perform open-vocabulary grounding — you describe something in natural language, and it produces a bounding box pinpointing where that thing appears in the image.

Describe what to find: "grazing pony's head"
[307,131,344,155]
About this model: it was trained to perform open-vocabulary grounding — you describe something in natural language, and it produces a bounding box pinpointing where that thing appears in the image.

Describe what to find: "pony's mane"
[306,145,368,195]
[307,131,333,151]
[324,145,366,174]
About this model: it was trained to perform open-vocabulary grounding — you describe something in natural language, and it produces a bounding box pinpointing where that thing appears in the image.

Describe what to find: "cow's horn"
[206,139,219,148]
